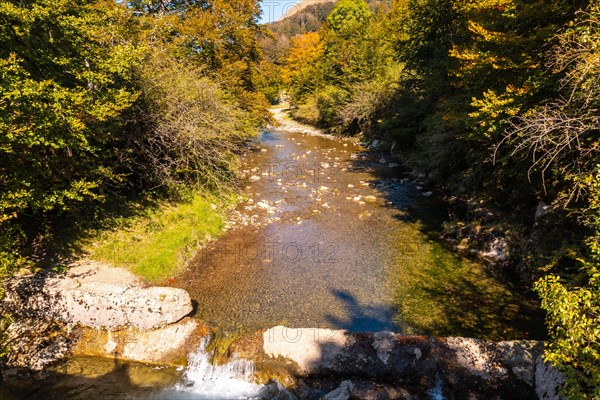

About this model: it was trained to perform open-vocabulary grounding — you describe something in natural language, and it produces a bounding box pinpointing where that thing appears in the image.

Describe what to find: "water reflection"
[390,238,545,339]
[1,357,181,400]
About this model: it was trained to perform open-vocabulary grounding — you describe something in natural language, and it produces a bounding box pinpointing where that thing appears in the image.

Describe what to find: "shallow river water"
[1,127,546,399]
[175,128,544,339]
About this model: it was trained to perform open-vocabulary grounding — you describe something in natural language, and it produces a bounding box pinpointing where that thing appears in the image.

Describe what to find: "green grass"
[85,192,234,283]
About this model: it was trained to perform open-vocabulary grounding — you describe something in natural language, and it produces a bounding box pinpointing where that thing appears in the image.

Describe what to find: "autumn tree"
[504,3,599,201]
[0,0,138,225]
[283,32,325,101]
[130,0,269,124]
[452,0,585,142]
[0,0,268,270]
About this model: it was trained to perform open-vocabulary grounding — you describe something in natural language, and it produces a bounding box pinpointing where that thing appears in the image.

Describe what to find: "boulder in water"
[256,380,299,400]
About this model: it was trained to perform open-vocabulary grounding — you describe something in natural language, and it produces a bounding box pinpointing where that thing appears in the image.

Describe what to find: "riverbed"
[1,119,546,399]
[174,123,544,340]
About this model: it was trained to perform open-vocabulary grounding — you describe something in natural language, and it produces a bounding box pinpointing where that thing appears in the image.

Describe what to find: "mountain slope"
[260,0,392,63]
[278,0,337,21]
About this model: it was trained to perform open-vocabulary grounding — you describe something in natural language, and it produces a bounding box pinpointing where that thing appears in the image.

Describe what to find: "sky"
[259,0,301,24]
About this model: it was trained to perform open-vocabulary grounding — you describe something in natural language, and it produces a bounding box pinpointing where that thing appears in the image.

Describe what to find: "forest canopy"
[0,0,269,270]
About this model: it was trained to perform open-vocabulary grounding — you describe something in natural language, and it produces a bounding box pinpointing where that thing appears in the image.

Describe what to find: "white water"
[428,373,446,400]
[157,337,262,400]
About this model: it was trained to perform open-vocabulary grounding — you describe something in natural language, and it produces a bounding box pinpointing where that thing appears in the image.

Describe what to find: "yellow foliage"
[469,87,524,137]
[283,32,324,82]
[468,20,501,40]
[282,32,325,98]
[454,0,517,16]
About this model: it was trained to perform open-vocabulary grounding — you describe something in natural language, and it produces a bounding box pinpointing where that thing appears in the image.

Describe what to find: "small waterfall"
[158,337,262,400]
[428,373,446,400]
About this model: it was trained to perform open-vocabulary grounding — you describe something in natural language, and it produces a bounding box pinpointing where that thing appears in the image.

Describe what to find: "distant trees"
[259,2,335,67]
[284,32,325,101]
[282,0,400,133]
[325,0,371,38]
[281,0,590,199]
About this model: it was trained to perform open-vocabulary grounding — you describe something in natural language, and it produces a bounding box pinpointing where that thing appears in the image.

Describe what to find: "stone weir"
[241,326,564,400]
[1,263,564,399]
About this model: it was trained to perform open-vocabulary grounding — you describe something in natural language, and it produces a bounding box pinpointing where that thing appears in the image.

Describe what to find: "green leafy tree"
[321,0,372,84]
[0,0,268,271]
[325,0,372,38]
[0,0,138,225]
[131,0,269,124]
[511,7,599,395]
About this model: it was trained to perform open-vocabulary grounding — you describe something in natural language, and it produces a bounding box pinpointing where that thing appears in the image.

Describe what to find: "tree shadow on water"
[325,289,400,332]
[2,357,176,400]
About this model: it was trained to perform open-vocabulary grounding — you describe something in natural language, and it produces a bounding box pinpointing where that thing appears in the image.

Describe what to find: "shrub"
[128,50,257,193]
[293,95,321,125]
[536,246,600,398]
[339,64,403,133]
[315,85,349,132]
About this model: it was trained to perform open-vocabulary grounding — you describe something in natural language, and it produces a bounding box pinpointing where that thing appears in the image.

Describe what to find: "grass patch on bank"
[85,192,234,283]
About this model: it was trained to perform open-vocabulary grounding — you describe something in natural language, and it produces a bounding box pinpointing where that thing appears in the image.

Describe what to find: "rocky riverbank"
[251,326,565,400]
[0,263,565,399]
[269,106,360,144]
[269,107,327,137]
[1,262,203,372]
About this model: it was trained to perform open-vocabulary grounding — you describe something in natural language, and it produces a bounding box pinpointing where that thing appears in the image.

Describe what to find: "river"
[174,125,544,339]
[1,123,545,399]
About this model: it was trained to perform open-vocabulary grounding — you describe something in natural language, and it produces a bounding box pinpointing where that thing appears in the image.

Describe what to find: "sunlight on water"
[156,337,262,400]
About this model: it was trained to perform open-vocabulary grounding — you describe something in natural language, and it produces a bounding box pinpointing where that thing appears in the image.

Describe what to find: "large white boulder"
[3,262,193,330]
[263,326,349,374]
[73,318,201,365]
